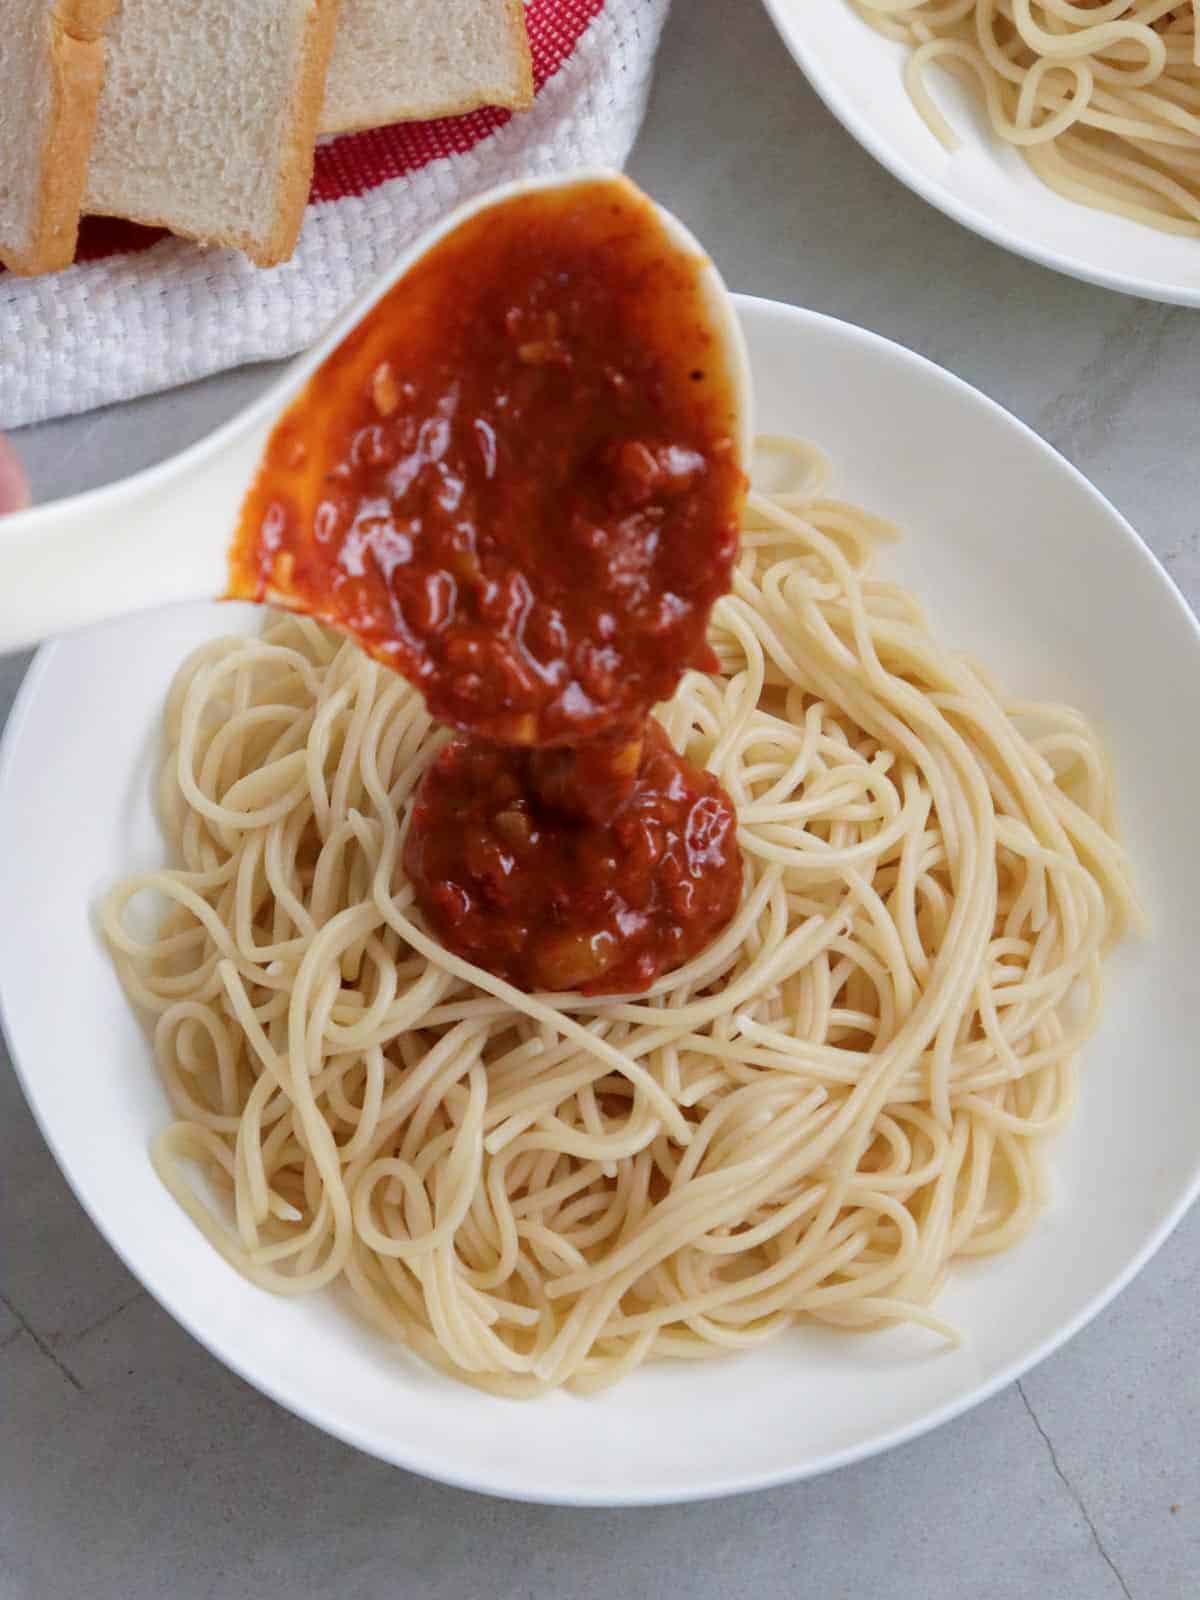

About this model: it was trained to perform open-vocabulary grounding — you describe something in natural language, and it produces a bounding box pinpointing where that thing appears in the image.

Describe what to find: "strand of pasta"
[852,0,1200,233]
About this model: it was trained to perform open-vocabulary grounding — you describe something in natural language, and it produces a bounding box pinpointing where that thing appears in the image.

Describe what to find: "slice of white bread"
[0,0,118,276]
[85,0,343,268]
[319,0,532,136]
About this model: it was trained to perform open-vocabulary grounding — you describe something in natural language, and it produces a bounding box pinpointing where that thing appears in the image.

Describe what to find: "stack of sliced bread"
[0,0,532,276]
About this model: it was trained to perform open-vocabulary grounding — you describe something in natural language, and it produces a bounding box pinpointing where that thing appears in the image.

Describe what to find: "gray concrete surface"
[3,0,1198,1595]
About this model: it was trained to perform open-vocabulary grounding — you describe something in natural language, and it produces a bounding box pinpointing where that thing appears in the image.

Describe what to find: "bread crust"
[317,0,533,137]
[506,0,535,108]
[0,0,119,276]
[263,0,346,266]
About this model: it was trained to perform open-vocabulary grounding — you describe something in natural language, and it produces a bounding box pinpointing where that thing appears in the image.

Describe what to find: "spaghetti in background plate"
[3,298,1199,1499]
[762,0,1200,304]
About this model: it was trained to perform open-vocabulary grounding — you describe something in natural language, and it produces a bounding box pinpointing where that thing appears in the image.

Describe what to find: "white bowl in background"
[2,295,1199,1503]
[762,0,1200,306]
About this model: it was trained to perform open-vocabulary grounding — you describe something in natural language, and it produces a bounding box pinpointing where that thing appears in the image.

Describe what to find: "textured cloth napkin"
[0,0,669,430]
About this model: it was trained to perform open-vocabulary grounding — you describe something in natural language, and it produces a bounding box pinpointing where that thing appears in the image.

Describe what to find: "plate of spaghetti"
[2,289,1199,1504]
[763,0,1200,305]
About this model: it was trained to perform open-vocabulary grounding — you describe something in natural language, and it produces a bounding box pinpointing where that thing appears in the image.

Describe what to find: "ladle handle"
[0,410,271,655]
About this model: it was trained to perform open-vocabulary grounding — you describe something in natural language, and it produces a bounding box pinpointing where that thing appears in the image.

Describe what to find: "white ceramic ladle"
[0,170,753,656]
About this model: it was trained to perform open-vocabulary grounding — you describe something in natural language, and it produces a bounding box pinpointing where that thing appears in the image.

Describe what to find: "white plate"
[762,0,1200,306]
[3,296,1199,1505]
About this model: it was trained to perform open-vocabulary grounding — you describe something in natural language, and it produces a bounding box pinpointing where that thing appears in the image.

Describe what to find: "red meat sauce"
[229,176,747,994]
[404,721,742,996]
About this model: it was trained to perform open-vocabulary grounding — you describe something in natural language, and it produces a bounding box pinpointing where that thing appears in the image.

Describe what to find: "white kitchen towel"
[0,0,669,430]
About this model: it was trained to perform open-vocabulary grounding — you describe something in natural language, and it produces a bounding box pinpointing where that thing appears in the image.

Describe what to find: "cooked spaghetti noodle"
[853,0,1200,235]
[102,438,1141,1395]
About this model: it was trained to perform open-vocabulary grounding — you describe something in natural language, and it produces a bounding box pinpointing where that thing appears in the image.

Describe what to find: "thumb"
[0,435,30,515]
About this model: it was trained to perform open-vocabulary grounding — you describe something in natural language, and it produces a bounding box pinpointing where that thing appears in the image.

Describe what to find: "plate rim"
[759,0,1200,309]
[3,294,1200,1505]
